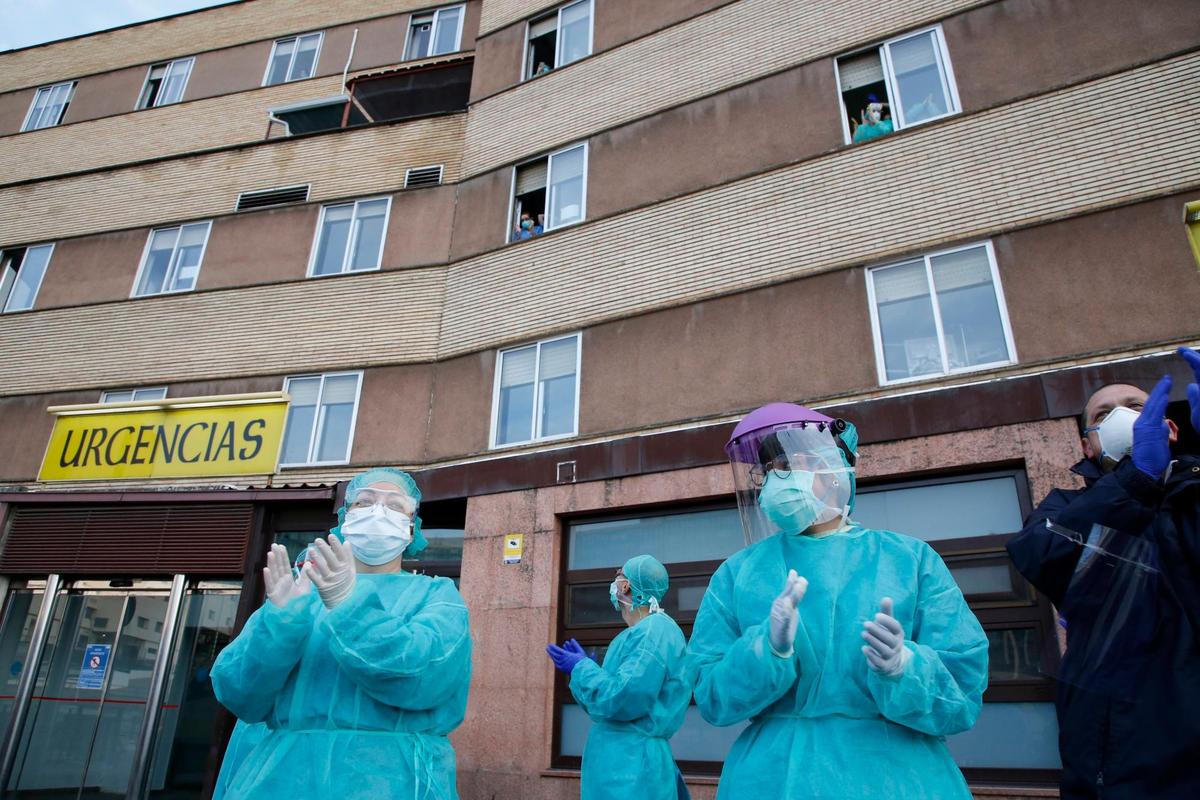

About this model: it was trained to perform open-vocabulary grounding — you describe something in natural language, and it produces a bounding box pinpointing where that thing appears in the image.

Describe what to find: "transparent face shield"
[346,486,416,515]
[1043,520,1161,699]
[728,423,855,545]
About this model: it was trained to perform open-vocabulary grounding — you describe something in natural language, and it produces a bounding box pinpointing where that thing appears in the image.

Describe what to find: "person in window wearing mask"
[211,468,472,799]
[546,554,691,800]
[1006,347,1200,799]
[688,403,987,799]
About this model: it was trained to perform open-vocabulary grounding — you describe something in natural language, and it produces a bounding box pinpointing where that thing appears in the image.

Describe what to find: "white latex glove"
[767,569,809,657]
[862,597,912,676]
[305,535,356,610]
[262,543,311,608]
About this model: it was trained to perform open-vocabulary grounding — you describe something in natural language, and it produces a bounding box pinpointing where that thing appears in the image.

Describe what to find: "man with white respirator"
[211,468,472,799]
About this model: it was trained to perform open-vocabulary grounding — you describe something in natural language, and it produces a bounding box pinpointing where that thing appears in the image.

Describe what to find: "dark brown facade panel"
[447,168,515,262]
[423,350,496,460]
[61,64,147,124]
[996,191,1200,364]
[469,22,525,102]
[0,87,35,137]
[199,205,322,291]
[946,0,1200,115]
[184,38,275,100]
[0,503,253,574]
[353,363,439,464]
[0,389,101,483]
[31,228,148,310]
[578,267,877,436]
[381,184,457,270]
[586,57,843,220]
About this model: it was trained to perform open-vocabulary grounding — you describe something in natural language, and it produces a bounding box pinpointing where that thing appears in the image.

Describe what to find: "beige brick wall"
[0,114,466,247]
[478,0,563,36]
[0,0,437,94]
[0,265,446,396]
[441,52,1200,356]
[0,55,1196,396]
[463,0,990,176]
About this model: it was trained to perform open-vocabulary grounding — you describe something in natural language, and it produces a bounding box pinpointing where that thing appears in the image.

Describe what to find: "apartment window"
[855,469,1061,783]
[280,372,362,466]
[405,5,465,60]
[264,32,323,86]
[524,0,592,80]
[555,503,746,773]
[0,244,54,313]
[137,58,194,109]
[132,221,212,297]
[510,143,587,241]
[22,82,75,131]
[867,241,1016,385]
[308,198,391,277]
[101,388,168,403]
[491,333,580,448]
[836,25,960,144]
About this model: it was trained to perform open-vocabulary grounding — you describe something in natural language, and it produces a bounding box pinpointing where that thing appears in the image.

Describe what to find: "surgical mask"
[341,505,412,565]
[1092,406,1139,464]
[521,219,532,230]
[758,471,841,535]
[609,579,633,612]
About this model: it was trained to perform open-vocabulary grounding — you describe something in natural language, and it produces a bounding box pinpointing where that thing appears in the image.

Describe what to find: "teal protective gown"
[569,612,691,800]
[210,572,471,800]
[688,525,987,799]
[212,720,268,800]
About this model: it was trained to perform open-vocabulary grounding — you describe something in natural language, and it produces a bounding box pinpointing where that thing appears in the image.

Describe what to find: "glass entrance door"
[5,582,172,800]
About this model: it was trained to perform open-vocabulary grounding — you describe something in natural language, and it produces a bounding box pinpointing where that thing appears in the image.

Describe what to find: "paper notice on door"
[78,644,112,690]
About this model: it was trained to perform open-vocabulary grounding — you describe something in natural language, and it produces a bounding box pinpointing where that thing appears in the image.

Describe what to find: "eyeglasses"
[749,459,791,488]
[350,488,412,514]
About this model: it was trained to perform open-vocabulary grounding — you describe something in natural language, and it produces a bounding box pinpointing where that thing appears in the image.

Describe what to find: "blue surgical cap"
[623,555,669,608]
[332,467,427,558]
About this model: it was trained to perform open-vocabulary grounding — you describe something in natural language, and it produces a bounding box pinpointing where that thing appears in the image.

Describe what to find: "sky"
[1,0,233,51]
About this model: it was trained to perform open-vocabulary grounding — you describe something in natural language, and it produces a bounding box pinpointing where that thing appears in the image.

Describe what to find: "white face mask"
[1094,406,1139,464]
[341,505,412,565]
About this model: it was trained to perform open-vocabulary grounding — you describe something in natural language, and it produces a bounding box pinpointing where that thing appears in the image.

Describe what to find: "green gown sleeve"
[689,563,798,727]
[569,616,667,722]
[210,593,317,723]
[866,545,988,736]
[321,576,471,710]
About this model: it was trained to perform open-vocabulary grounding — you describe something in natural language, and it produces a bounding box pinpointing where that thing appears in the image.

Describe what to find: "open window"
[836,25,960,145]
[21,82,75,131]
[509,143,587,242]
[137,58,193,109]
[405,4,465,60]
[0,244,54,313]
[524,0,592,80]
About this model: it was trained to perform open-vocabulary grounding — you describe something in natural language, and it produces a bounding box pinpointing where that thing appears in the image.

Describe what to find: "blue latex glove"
[1131,376,1172,480]
[545,638,589,674]
[1178,346,1200,433]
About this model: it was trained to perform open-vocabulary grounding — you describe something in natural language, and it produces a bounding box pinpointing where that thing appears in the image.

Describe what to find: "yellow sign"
[1186,200,1200,270]
[503,534,525,565]
[39,393,290,482]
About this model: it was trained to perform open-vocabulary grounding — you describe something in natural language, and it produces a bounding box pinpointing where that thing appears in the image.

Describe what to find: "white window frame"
[833,24,961,146]
[505,142,588,241]
[21,81,76,132]
[403,4,466,61]
[280,371,364,467]
[521,0,594,82]
[137,57,195,109]
[262,31,324,86]
[489,332,582,450]
[101,387,168,403]
[1,243,54,313]
[130,220,213,298]
[865,240,1017,387]
[305,196,393,278]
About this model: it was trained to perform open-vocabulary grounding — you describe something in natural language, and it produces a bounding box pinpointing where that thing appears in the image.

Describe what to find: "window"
[405,5,465,60]
[854,469,1061,783]
[101,387,168,403]
[137,58,193,109]
[866,241,1016,385]
[264,32,323,86]
[509,143,587,241]
[280,372,362,466]
[555,503,746,773]
[524,0,592,80]
[21,82,75,131]
[836,25,960,145]
[132,221,212,297]
[308,198,391,277]
[0,244,53,313]
[491,333,580,448]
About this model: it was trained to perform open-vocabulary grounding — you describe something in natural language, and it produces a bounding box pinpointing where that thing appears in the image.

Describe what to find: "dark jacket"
[1007,456,1200,799]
